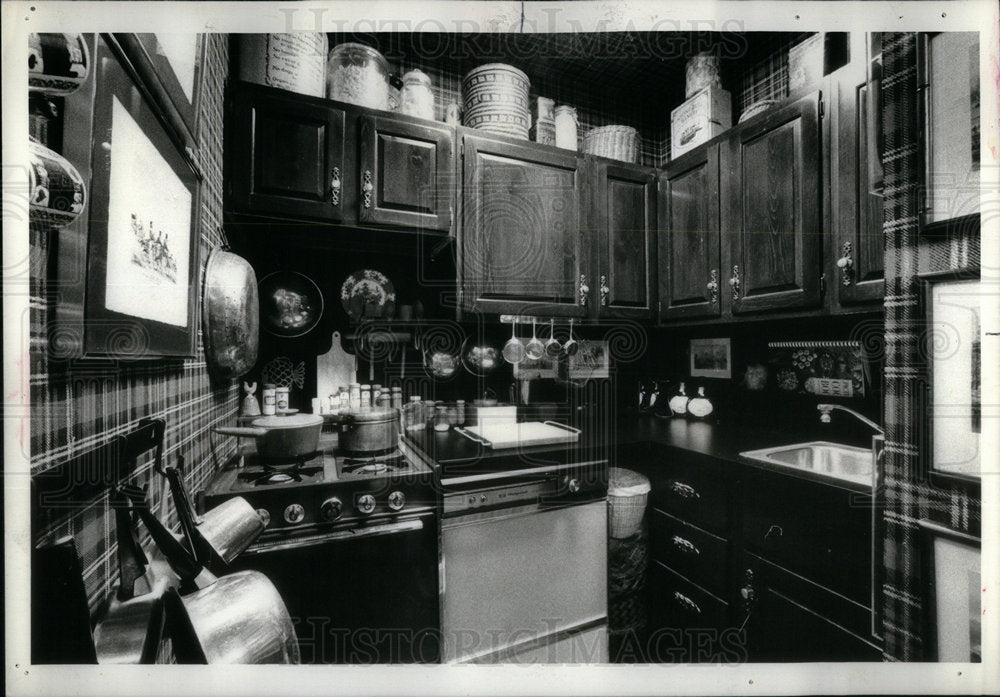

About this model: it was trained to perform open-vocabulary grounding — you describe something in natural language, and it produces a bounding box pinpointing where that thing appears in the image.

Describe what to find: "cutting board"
[316,331,355,402]
[463,421,579,449]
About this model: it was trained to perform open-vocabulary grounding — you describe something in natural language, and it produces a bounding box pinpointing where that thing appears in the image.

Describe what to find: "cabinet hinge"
[818,97,825,119]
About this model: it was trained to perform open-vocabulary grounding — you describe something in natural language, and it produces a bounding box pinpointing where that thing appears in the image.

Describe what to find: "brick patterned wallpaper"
[30,34,239,610]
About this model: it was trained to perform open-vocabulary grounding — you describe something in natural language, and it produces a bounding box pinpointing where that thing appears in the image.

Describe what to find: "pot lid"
[251,413,323,429]
[341,408,397,423]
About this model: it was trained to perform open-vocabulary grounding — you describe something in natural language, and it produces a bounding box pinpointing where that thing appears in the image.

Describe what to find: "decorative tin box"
[670,85,732,158]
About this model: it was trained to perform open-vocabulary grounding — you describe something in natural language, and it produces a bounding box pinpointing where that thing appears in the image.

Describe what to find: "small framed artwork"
[81,35,201,358]
[919,519,981,662]
[923,273,982,483]
[116,32,205,144]
[690,338,731,379]
[567,340,610,380]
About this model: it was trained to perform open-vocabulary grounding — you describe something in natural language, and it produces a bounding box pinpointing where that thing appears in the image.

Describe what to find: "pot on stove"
[214,411,323,461]
[339,407,399,455]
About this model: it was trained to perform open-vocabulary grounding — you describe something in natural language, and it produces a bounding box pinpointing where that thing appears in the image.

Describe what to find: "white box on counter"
[670,85,732,158]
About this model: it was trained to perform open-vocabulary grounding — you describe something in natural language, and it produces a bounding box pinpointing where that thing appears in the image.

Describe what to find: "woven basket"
[609,529,648,595]
[462,63,531,140]
[582,125,639,163]
[608,467,650,538]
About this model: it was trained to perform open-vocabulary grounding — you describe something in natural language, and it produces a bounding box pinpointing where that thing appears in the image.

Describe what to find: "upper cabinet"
[227,81,455,233]
[721,91,823,315]
[829,33,885,307]
[658,145,722,321]
[460,132,589,317]
[357,114,455,232]
[590,160,658,319]
[229,81,346,222]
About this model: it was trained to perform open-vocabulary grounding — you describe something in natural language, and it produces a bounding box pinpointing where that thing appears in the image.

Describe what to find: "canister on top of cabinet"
[670,85,731,158]
[237,34,328,98]
[399,69,435,120]
[554,105,578,150]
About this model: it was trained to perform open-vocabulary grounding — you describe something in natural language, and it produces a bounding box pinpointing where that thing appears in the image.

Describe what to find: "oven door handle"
[244,518,425,554]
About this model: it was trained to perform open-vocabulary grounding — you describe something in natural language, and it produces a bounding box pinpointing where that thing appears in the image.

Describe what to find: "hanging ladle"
[524,318,545,360]
[544,318,562,358]
[563,318,579,357]
[502,317,526,364]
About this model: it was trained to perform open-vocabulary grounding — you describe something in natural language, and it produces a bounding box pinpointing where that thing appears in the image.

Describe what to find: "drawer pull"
[673,591,702,615]
[669,481,700,499]
[672,535,700,555]
[362,170,374,209]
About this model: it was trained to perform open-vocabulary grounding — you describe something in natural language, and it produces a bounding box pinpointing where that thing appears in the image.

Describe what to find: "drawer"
[647,455,730,535]
[741,469,871,604]
[649,508,728,597]
[647,561,737,663]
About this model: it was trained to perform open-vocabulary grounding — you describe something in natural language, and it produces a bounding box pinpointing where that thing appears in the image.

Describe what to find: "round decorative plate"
[340,270,396,321]
[258,271,324,338]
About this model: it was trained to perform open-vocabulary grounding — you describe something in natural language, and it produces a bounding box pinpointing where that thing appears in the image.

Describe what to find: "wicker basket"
[608,467,650,538]
[582,125,639,163]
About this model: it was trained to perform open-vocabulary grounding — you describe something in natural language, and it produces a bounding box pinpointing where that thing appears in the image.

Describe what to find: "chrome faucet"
[817,404,884,435]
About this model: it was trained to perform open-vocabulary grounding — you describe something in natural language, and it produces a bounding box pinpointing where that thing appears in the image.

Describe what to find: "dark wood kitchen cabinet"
[657,145,722,321]
[460,132,589,316]
[357,113,455,232]
[229,81,346,223]
[590,160,658,319]
[721,90,823,315]
[737,464,881,661]
[829,39,885,307]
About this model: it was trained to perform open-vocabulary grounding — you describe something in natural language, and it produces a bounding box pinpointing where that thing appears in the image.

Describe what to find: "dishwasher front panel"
[441,499,608,663]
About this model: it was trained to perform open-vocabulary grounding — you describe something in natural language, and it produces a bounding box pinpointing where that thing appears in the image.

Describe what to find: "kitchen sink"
[739,441,874,487]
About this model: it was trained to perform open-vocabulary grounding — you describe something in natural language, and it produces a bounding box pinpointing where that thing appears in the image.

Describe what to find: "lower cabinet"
[634,441,882,663]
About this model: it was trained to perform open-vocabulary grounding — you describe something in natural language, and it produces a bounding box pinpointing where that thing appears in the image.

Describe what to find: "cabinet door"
[658,146,722,320]
[229,82,345,222]
[830,49,885,306]
[722,91,822,314]
[358,114,455,232]
[592,160,657,319]
[461,134,589,316]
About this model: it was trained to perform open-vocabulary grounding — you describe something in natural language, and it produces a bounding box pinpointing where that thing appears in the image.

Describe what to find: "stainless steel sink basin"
[739,441,874,487]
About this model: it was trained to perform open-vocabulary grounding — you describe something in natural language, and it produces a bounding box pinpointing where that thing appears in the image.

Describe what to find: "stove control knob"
[387,491,406,512]
[256,508,271,528]
[283,503,305,525]
[320,497,344,521]
[357,494,377,515]
[566,477,581,494]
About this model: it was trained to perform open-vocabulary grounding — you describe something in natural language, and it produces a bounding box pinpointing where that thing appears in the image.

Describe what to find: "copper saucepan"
[214,412,323,460]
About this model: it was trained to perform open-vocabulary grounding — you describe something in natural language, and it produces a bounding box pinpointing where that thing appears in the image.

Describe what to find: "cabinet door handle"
[362,169,374,209]
[578,274,590,306]
[669,481,700,499]
[671,535,700,555]
[599,275,610,306]
[837,241,854,286]
[329,167,342,206]
[706,269,719,305]
[729,265,741,301]
[673,591,702,615]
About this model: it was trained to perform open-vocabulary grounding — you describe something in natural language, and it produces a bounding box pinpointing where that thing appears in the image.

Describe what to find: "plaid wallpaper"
[29,35,239,611]
[878,33,981,661]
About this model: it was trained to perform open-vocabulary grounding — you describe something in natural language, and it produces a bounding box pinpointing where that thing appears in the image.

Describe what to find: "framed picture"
[81,35,201,358]
[116,32,205,145]
[690,338,731,379]
[923,273,982,483]
[919,519,981,662]
[567,340,609,380]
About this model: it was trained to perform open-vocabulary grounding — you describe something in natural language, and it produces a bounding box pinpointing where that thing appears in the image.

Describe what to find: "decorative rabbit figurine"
[241,381,261,416]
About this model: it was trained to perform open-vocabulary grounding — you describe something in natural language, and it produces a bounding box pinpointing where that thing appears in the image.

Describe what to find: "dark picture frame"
[81,35,201,358]
[689,337,731,379]
[920,270,982,491]
[115,32,205,147]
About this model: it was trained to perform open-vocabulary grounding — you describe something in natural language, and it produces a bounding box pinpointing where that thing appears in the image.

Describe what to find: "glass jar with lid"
[399,69,435,120]
[327,42,390,110]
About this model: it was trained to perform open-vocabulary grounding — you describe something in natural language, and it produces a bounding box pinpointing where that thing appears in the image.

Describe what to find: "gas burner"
[339,450,408,476]
[237,464,323,486]
[352,462,388,475]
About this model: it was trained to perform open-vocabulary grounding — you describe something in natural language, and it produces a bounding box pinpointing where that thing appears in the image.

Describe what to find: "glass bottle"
[399,69,434,120]
[349,383,361,411]
[554,105,578,150]
[433,406,451,432]
[405,396,424,431]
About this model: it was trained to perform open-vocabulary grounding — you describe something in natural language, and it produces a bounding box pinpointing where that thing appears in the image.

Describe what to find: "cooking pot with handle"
[214,411,323,461]
[339,407,399,454]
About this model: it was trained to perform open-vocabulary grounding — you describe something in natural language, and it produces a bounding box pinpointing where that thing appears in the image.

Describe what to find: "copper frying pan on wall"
[202,247,259,379]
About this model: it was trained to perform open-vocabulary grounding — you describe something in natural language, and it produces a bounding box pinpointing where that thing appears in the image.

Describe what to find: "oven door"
[441,499,608,663]
[231,511,439,664]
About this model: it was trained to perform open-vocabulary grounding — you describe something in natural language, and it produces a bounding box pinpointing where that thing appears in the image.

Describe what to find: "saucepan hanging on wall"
[202,246,259,378]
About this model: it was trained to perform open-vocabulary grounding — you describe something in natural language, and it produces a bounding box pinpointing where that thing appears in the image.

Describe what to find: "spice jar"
[433,406,451,432]
[359,385,372,410]
[275,386,290,412]
[555,105,578,150]
[262,384,277,415]
[399,69,435,120]
[349,383,361,411]
[391,387,403,411]
[327,42,390,110]
[404,396,424,431]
